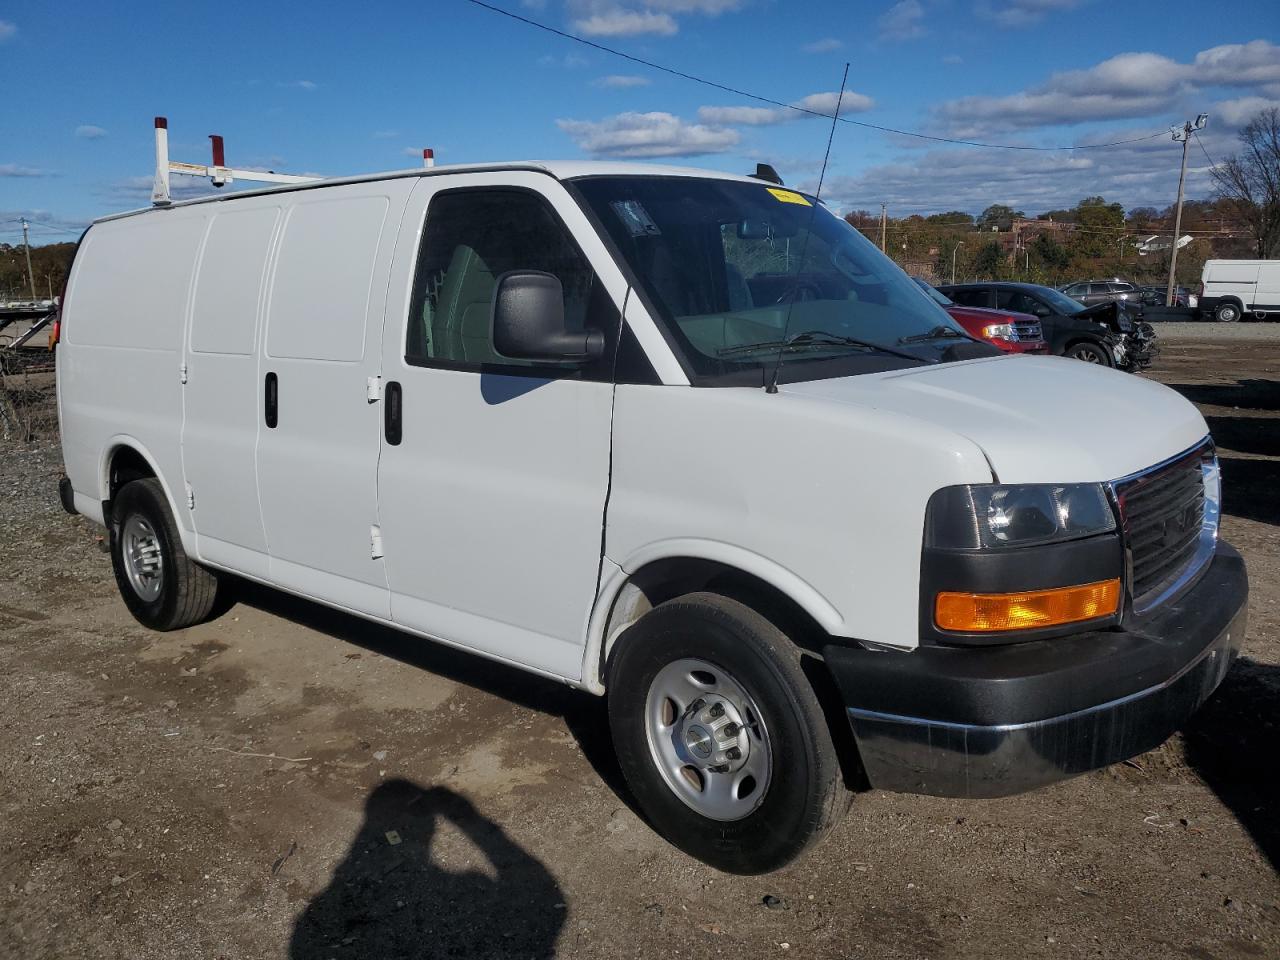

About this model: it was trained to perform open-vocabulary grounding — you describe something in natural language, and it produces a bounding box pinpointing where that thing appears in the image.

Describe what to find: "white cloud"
[1212,96,1280,129]
[279,79,317,91]
[814,127,1231,216]
[975,0,1085,28]
[698,105,790,126]
[75,125,108,140]
[0,20,15,42]
[593,74,652,87]
[937,40,1280,134]
[641,0,743,11]
[943,54,963,65]
[373,130,400,139]
[878,0,925,41]
[794,91,876,116]
[803,37,843,54]
[0,164,47,177]
[698,90,875,126]
[538,52,589,68]
[557,111,739,157]
[573,10,678,36]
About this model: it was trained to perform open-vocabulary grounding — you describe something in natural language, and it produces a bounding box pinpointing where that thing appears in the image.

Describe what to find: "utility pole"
[21,218,36,300]
[952,241,964,284]
[1166,114,1208,307]
[880,203,887,252]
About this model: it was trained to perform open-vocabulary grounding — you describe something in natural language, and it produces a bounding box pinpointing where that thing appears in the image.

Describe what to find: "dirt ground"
[1,335,1277,960]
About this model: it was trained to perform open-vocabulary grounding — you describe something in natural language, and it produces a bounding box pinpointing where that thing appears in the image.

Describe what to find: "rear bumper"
[824,543,1247,798]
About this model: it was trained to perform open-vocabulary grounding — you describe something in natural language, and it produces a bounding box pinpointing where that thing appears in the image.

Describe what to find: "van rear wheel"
[109,478,220,631]
[606,592,849,874]
[1214,302,1241,323]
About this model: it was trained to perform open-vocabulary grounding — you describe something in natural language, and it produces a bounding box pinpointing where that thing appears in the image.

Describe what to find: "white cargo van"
[1199,258,1280,321]
[57,162,1248,873]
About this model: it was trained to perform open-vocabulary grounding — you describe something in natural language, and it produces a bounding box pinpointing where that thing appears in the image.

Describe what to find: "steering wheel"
[773,281,824,305]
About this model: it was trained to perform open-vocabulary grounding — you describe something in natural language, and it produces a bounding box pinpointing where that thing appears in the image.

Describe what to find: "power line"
[464,0,1167,152]
[1192,131,1218,170]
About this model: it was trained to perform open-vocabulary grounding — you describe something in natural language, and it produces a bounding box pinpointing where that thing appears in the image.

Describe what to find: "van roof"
[94,160,780,225]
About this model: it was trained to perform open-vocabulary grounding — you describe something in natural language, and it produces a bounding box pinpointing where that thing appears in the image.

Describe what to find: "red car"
[914,279,1048,354]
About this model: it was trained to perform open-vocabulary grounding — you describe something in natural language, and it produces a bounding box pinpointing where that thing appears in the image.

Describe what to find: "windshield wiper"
[897,325,968,344]
[719,329,930,363]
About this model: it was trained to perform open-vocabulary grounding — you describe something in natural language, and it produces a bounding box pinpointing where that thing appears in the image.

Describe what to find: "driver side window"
[405,188,618,380]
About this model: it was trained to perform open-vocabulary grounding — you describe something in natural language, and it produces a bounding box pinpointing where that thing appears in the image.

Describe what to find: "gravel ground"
[1,340,1277,959]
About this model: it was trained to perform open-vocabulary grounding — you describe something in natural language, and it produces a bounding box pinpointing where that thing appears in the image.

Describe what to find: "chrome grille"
[1112,442,1215,612]
[1012,320,1042,342]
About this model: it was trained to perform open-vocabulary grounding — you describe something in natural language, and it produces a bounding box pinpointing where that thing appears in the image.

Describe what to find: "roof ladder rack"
[150,117,322,206]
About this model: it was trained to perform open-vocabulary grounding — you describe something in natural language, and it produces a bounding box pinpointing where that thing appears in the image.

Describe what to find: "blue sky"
[2,0,1278,244]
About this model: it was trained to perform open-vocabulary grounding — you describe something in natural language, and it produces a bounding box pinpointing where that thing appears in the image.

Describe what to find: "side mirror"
[491,271,605,364]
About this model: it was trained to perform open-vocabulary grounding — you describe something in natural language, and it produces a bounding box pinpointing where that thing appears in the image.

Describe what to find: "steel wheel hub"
[644,658,772,822]
[122,514,163,603]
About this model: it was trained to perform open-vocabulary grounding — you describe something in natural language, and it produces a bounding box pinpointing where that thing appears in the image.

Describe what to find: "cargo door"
[181,203,280,579]
[254,181,413,617]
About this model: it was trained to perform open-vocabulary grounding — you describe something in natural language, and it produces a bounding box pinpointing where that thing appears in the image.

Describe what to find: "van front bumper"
[824,542,1247,799]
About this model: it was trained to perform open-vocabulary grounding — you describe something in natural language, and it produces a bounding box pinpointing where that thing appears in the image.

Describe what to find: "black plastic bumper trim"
[824,542,1247,798]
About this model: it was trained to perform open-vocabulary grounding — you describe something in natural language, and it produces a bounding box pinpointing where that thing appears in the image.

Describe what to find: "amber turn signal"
[935,578,1121,633]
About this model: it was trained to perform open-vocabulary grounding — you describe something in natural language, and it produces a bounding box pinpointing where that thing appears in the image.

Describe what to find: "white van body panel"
[375,171,629,680]
[784,354,1208,485]
[59,209,208,551]
[605,382,994,650]
[1201,259,1280,314]
[255,181,413,617]
[182,203,282,580]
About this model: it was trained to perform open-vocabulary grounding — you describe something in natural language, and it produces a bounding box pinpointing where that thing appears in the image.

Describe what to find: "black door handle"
[385,380,402,445]
[264,371,278,428]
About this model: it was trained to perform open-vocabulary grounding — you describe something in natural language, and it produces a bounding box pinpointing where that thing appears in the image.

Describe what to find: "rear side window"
[404,188,618,380]
[996,290,1041,314]
[949,288,991,308]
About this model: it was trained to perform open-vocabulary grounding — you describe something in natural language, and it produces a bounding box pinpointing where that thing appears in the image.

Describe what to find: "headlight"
[982,323,1015,340]
[925,483,1117,549]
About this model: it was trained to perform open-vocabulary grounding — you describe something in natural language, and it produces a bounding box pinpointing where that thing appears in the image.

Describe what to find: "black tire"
[606,592,849,874]
[1065,341,1112,365]
[1214,302,1241,323]
[109,478,220,631]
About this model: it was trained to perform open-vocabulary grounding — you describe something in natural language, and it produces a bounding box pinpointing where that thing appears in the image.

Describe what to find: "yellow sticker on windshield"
[767,188,812,206]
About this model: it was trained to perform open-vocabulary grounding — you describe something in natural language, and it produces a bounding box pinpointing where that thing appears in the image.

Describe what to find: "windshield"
[1035,285,1088,315]
[913,277,953,306]
[574,176,962,384]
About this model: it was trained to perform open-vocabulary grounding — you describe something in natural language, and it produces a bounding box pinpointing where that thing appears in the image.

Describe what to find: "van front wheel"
[606,592,848,874]
[109,478,220,631]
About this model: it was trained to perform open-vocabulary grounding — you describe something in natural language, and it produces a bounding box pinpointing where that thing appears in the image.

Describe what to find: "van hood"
[781,355,1208,484]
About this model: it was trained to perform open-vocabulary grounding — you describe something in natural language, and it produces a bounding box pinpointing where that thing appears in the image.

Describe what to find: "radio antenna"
[766,62,848,394]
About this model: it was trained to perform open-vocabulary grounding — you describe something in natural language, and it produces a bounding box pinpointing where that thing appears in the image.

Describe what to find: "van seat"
[433,245,502,364]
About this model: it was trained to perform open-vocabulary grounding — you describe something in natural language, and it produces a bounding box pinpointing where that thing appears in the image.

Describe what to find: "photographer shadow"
[290,780,565,959]
[1183,657,1280,874]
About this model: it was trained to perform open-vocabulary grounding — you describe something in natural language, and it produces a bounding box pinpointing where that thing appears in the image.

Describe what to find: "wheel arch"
[100,437,193,552]
[582,542,844,696]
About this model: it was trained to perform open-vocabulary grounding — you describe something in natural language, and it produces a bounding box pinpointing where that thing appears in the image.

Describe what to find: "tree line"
[0,242,77,301]
[846,106,1280,286]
